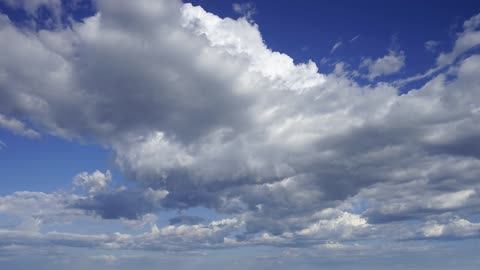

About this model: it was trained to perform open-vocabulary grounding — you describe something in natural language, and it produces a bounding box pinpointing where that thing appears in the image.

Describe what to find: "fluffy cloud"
[416,214,480,239]
[73,170,112,195]
[1,0,480,255]
[360,50,405,80]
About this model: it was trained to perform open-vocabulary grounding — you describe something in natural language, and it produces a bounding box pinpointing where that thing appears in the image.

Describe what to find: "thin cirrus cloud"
[0,0,480,267]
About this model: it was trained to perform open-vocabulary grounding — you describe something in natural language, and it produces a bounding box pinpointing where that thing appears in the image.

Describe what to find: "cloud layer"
[1,0,480,260]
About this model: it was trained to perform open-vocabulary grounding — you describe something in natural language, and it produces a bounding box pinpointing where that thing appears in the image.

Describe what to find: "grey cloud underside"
[72,189,157,220]
[1,0,480,252]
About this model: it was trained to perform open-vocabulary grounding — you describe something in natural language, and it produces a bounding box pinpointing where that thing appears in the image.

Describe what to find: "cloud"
[350,35,360,43]
[91,254,118,265]
[0,0,62,17]
[417,215,480,239]
[169,215,206,225]
[0,114,40,138]
[232,2,256,22]
[72,188,168,220]
[360,50,405,80]
[330,41,342,54]
[397,13,480,85]
[73,170,112,195]
[1,0,480,256]
[425,40,439,52]
[0,191,83,231]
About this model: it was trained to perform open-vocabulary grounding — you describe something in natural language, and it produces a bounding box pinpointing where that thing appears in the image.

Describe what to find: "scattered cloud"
[397,13,480,85]
[91,254,118,265]
[0,114,40,138]
[360,50,405,80]
[350,35,360,42]
[232,2,256,23]
[425,40,440,52]
[73,170,112,195]
[418,215,480,239]
[1,0,480,261]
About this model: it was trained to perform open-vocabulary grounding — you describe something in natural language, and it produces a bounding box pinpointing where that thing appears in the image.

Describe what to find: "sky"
[1,0,480,269]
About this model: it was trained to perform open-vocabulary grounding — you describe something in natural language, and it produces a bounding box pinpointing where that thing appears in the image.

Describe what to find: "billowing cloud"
[418,215,480,239]
[1,0,480,258]
[73,170,112,195]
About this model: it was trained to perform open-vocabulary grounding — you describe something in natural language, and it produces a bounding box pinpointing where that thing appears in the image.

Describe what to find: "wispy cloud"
[330,41,343,54]
[232,2,256,22]
[350,35,360,42]
[0,114,40,139]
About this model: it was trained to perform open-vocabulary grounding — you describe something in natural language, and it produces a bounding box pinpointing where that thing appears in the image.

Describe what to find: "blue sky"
[1,0,480,269]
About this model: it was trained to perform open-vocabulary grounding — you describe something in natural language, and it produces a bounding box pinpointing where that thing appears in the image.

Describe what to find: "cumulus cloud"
[1,0,480,256]
[418,215,480,239]
[73,170,112,195]
[360,50,405,80]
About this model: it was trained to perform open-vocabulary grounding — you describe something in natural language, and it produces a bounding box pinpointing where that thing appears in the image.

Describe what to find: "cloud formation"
[1,0,480,259]
[73,170,112,195]
[232,2,256,22]
[0,114,40,138]
[360,50,405,80]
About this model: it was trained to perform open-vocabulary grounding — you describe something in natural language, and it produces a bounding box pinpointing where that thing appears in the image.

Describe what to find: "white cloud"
[91,254,118,265]
[350,35,360,43]
[1,0,480,256]
[232,2,256,22]
[330,41,342,54]
[361,50,405,80]
[73,170,112,195]
[0,191,83,231]
[420,216,480,239]
[0,114,40,138]
[425,40,439,52]
[398,13,480,85]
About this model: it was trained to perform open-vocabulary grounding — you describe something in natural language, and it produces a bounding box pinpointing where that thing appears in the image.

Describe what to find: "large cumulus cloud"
[1,0,480,254]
